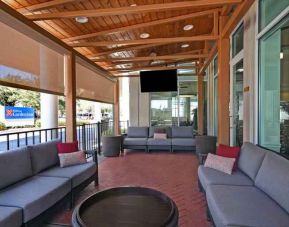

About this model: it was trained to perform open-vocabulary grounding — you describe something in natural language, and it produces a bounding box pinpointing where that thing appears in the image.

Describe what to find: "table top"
[73,186,177,227]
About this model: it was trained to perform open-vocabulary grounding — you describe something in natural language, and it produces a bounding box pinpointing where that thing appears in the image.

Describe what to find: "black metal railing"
[0,120,129,152]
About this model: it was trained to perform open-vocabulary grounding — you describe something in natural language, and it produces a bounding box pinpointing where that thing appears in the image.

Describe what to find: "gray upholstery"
[206,185,289,227]
[147,138,172,146]
[0,206,22,227]
[255,152,289,213]
[198,165,253,191]
[172,138,195,146]
[238,142,267,180]
[127,127,148,138]
[123,138,147,146]
[38,162,96,188]
[171,126,194,138]
[0,176,70,222]
[149,127,172,138]
[28,139,61,174]
[0,147,32,190]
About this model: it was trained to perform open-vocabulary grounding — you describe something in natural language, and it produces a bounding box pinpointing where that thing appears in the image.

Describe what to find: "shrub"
[0,121,6,131]
[35,119,41,128]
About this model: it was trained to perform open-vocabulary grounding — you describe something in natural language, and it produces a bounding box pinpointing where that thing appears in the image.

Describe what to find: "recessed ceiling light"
[130,3,137,6]
[140,33,150,39]
[181,44,190,48]
[183,24,194,31]
[75,16,88,24]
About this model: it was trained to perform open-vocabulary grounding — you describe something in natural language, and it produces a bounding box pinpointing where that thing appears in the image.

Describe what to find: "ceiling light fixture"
[75,16,88,24]
[130,4,137,6]
[183,24,194,31]
[140,33,150,39]
[237,68,244,72]
[181,44,190,48]
[280,52,284,59]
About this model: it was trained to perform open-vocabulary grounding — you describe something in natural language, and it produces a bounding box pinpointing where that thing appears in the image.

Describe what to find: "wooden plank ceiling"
[2,0,243,77]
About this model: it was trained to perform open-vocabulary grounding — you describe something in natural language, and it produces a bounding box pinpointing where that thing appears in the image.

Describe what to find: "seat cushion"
[0,147,32,190]
[127,127,148,138]
[123,138,147,146]
[171,126,194,138]
[147,138,171,146]
[198,165,253,191]
[0,176,70,222]
[28,139,61,174]
[38,162,96,188]
[172,138,195,146]
[206,185,289,227]
[149,127,172,138]
[238,142,267,180]
[255,152,289,213]
[0,206,22,227]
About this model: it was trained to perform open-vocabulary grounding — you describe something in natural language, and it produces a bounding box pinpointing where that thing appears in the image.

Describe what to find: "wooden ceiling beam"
[93,54,208,63]
[18,0,81,14]
[199,43,217,75]
[63,9,220,42]
[108,65,195,72]
[221,0,254,38]
[71,35,218,47]
[26,0,243,21]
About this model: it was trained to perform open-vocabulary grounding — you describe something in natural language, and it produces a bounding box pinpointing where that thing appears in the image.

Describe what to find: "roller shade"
[0,22,64,94]
[76,63,115,103]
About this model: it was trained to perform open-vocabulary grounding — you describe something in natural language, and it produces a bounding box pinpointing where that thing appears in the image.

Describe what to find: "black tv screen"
[140,69,177,92]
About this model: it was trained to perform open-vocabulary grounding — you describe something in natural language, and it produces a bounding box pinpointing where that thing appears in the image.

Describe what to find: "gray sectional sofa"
[123,126,196,152]
[0,139,98,227]
[198,142,289,227]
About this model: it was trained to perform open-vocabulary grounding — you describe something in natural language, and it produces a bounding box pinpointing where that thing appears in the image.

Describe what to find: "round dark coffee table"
[72,186,178,227]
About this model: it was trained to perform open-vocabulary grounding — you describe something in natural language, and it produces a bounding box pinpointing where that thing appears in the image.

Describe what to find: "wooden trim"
[221,0,255,38]
[109,65,195,72]
[63,9,220,42]
[113,79,120,135]
[71,35,218,47]
[199,43,218,75]
[93,54,208,63]
[197,71,204,135]
[26,0,242,20]
[18,0,80,14]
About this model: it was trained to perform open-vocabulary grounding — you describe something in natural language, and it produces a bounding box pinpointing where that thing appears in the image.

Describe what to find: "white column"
[40,93,58,129]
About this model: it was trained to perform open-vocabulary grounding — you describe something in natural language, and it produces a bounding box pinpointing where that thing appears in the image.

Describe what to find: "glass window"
[259,0,289,31]
[259,15,289,157]
[232,24,244,57]
[213,56,218,75]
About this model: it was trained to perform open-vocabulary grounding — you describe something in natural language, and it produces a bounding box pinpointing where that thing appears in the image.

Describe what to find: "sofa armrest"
[84,149,98,163]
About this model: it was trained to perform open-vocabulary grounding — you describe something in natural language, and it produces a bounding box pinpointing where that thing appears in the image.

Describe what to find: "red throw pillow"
[216,144,240,171]
[57,141,79,154]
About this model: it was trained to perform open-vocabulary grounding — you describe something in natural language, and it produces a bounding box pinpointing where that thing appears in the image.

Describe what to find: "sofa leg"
[69,192,74,209]
[198,178,203,193]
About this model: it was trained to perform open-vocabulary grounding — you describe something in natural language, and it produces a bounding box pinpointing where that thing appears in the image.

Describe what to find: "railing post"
[82,124,87,151]
[97,121,101,154]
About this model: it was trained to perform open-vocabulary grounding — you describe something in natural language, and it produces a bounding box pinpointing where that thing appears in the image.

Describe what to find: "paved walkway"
[49,151,211,227]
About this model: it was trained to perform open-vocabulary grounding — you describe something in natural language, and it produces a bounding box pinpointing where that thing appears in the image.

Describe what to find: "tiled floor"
[48,151,211,227]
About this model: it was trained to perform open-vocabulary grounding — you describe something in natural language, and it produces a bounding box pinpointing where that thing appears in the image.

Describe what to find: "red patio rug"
[48,151,211,227]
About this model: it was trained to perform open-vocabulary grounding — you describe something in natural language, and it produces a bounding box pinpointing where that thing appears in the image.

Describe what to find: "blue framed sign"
[5,106,35,119]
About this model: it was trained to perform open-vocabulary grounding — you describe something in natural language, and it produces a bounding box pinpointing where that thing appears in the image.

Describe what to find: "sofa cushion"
[204,154,236,175]
[38,161,96,188]
[127,127,148,138]
[172,126,194,138]
[0,147,32,190]
[0,176,70,223]
[0,206,23,227]
[172,138,195,147]
[57,141,78,154]
[217,144,240,170]
[123,138,147,146]
[255,152,289,213]
[206,185,289,227]
[149,127,172,138]
[238,142,267,180]
[147,138,171,146]
[198,165,253,191]
[58,151,87,168]
[28,139,61,174]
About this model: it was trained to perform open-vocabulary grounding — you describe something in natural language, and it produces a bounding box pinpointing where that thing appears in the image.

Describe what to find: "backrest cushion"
[238,142,267,180]
[127,127,149,138]
[255,152,289,213]
[28,139,61,174]
[149,127,172,138]
[0,147,32,189]
[172,126,194,138]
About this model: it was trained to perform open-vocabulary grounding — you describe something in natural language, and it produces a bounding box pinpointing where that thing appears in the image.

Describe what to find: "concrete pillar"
[40,93,58,129]
[64,53,77,142]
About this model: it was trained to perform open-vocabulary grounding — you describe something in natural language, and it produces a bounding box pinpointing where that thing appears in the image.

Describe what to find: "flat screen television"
[140,69,177,92]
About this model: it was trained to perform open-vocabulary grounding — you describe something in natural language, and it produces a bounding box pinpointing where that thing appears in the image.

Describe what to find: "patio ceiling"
[2,0,247,76]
